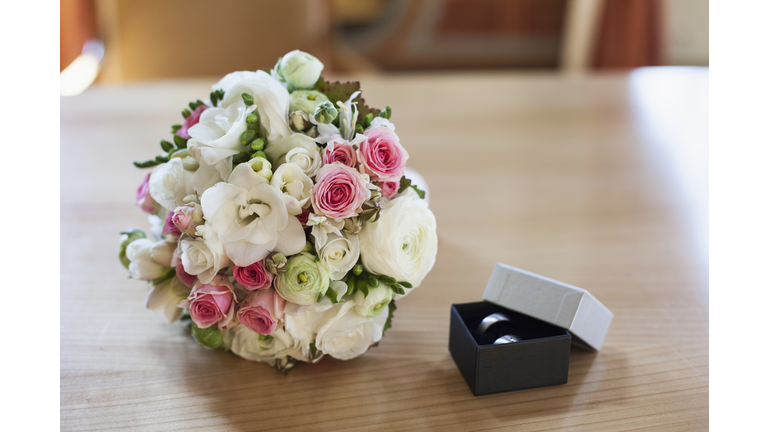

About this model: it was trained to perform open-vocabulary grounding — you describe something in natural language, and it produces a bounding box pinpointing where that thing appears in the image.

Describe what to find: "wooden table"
[61,69,709,431]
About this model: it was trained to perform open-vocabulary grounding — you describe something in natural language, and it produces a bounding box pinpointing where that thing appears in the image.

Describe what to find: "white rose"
[263,133,317,168]
[145,275,191,323]
[125,238,171,280]
[318,233,360,280]
[149,158,194,211]
[229,326,308,365]
[270,162,313,216]
[213,70,292,144]
[273,50,324,90]
[285,146,322,178]
[179,230,230,284]
[352,283,393,318]
[315,301,387,360]
[200,163,305,266]
[284,297,334,350]
[359,188,437,290]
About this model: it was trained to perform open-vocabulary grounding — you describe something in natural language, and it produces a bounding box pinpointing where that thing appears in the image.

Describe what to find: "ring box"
[449,263,613,396]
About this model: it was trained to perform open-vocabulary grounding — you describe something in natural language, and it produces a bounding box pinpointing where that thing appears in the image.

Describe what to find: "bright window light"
[61,39,104,96]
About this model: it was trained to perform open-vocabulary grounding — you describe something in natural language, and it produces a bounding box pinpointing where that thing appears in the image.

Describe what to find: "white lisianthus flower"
[149,158,194,211]
[200,163,305,266]
[270,162,313,216]
[145,276,191,323]
[125,238,171,280]
[318,233,360,280]
[306,213,344,250]
[284,297,334,353]
[228,326,308,365]
[353,283,393,318]
[187,103,254,168]
[213,70,292,144]
[186,143,233,196]
[285,146,322,178]
[359,188,438,290]
[273,50,324,90]
[315,301,388,360]
[179,229,230,284]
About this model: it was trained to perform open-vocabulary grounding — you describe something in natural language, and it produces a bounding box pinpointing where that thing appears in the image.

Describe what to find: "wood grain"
[60,71,709,431]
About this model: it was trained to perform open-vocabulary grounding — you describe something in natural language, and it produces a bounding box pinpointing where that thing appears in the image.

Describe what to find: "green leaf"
[151,268,176,287]
[160,140,174,152]
[133,160,159,168]
[173,134,188,149]
[383,301,396,334]
[313,77,381,122]
[171,124,182,133]
[397,177,426,199]
[326,286,339,304]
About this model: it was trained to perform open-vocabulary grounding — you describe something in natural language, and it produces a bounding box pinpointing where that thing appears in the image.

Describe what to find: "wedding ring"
[477,312,512,334]
[494,334,522,344]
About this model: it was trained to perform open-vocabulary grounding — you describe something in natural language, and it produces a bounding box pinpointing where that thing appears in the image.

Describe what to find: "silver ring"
[477,312,512,334]
[494,334,522,344]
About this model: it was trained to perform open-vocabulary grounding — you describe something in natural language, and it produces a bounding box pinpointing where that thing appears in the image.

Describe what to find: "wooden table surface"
[61,69,709,431]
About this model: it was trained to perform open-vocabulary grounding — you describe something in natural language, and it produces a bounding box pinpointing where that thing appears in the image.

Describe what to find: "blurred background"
[61,0,707,92]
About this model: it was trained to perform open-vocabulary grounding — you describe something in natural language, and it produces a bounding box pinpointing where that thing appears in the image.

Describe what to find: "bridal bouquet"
[118,50,438,370]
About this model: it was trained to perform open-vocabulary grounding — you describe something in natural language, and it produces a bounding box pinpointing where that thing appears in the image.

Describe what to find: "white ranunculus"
[214,70,292,144]
[315,301,388,360]
[179,229,230,284]
[125,238,171,280]
[319,233,360,280]
[149,158,194,211]
[353,283,393,318]
[273,50,324,90]
[270,162,313,216]
[229,326,308,365]
[200,163,305,266]
[187,143,233,196]
[284,146,322,178]
[359,188,437,291]
[145,276,191,323]
[307,213,344,250]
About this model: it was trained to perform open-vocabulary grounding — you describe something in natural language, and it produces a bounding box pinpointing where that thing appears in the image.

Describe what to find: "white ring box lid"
[482,263,614,351]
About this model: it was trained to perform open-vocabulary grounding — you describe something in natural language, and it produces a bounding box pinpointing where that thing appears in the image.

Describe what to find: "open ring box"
[449,263,613,396]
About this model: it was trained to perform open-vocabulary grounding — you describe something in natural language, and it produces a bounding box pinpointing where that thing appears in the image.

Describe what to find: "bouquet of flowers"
[118,50,438,370]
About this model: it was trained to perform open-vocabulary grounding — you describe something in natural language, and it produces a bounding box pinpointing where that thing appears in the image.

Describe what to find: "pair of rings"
[477,313,523,345]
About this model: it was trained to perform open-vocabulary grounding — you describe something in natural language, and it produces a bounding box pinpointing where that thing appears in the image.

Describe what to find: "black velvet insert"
[453,301,570,345]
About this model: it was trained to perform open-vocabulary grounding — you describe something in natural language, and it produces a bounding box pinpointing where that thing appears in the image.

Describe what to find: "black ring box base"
[449,302,571,396]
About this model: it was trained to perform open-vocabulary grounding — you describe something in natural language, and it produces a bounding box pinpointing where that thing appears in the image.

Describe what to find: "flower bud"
[118,229,147,269]
[191,323,223,349]
[369,189,382,203]
[246,112,260,125]
[172,203,204,235]
[289,110,310,132]
[248,156,272,181]
[302,241,314,253]
[240,129,256,145]
[314,101,338,124]
[265,252,288,275]
[343,217,362,235]
[289,90,329,115]
[241,92,254,107]
[275,50,324,90]
[352,264,363,276]
[305,126,318,138]
[250,138,265,151]
[359,200,381,223]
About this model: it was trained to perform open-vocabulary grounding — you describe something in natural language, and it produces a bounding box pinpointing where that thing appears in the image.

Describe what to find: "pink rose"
[171,203,203,235]
[357,127,408,182]
[176,105,207,139]
[379,181,399,199]
[176,261,197,287]
[135,173,156,213]
[180,276,237,329]
[162,211,182,237]
[322,141,357,168]
[233,260,274,291]
[237,288,284,335]
[311,162,369,219]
